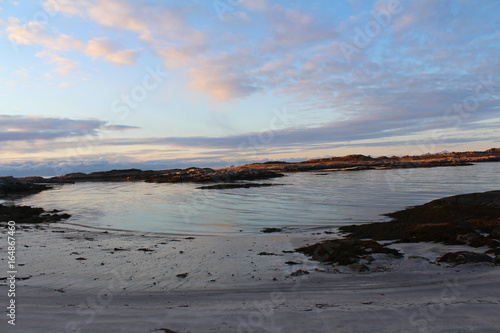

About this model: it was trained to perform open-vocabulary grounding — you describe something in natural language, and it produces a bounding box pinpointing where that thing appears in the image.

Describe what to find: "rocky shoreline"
[239,147,500,172]
[0,177,71,224]
[0,176,51,197]
[13,147,498,186]
[0,204,71,224]
[297,190,500,270]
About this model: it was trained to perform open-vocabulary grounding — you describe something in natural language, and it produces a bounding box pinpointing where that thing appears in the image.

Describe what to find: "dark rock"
[347,263,370,272]
[257,252,282,256]
[197,183,283,190]
[142,168,284,184]
[176,273,188,278]
[0,176,50,197]
[156,329,179,333]
[45,166,286,184]
[137,248,155,252]
[486,247,500,256]
[49,168,166,182]
[261,227,282,233]
[383,191,500,224]
[296,239,402,266]
[0,275,32,281]
[0,204,71,224]
[290,269,309,277]
[263,161,288,164]
[304,191,500,270]
[438,251,493,265]
[340,191,500,246]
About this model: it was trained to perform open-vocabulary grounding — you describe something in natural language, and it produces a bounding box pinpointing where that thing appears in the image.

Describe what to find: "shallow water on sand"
[14,162,500,235]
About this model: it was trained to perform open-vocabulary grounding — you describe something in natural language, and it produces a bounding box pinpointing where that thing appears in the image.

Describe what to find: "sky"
[0,0,499,177]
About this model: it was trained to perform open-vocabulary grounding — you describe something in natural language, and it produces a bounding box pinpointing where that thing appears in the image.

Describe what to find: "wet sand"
[1,223,499,332]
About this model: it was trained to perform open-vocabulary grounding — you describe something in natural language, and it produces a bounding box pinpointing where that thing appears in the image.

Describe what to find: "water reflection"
[14,162,500,235]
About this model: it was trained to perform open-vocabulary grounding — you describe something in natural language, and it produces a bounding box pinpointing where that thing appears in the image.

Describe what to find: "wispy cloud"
[35,50,79,75]
[4,14,139,70]
[3,111,498,155]
[0,115,138,142]
[187,53,261,101]
[85,37,139,65]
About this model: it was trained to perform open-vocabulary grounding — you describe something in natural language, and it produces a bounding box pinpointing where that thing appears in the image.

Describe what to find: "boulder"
[0,176,49,196]
[438,251,493,265]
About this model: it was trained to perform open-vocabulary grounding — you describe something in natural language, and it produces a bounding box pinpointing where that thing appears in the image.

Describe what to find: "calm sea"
[10,162,500,235]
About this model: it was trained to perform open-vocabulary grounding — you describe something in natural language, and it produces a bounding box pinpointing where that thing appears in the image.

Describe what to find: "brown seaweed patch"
[296,239,402,266]
[340,219,500,248]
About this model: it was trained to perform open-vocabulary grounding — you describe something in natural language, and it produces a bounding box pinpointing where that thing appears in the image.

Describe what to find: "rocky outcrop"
[130,168,284,183]
[38,148,499,184]
[45,167,283,184]
[438,251,496,265]
[298,190,500,269]
[340,191,500,246]
[47,168,172,183]
[0,176,50,197]
[0,177,66,224]
[0,204,71,224]
[296,239,402,266]
[240,147,500,172]
[197,183,282,190]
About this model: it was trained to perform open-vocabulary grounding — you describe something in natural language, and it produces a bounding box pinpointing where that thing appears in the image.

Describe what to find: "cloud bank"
[0,115,137,142]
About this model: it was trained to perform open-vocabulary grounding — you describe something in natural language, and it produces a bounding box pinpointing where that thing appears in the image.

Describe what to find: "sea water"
[13,162,500,235]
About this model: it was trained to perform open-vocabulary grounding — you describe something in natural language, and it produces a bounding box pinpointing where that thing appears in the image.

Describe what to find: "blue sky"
[1,0,499,177]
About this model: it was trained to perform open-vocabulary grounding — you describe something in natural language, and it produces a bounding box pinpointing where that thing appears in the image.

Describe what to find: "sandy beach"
[2,221,499,333]
[2,0,500,330]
